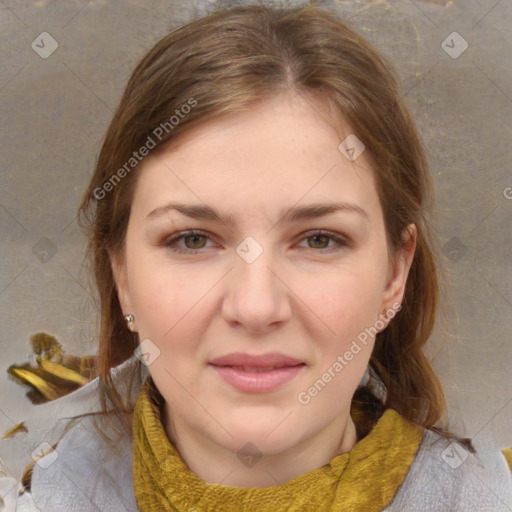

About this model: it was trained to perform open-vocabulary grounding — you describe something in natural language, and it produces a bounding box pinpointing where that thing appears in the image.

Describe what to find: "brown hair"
[78,3,474,451]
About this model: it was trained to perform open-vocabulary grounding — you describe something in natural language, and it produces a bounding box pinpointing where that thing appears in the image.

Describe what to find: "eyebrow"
[146,201,369,227]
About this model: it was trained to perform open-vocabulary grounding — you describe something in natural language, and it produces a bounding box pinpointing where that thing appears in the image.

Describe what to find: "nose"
[221,244,292,334]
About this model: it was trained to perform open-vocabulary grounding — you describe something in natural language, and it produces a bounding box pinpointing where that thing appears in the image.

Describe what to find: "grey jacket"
[1,357,511,511]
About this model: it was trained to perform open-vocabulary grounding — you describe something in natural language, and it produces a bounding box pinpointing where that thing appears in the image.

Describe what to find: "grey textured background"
[1,0,511,454]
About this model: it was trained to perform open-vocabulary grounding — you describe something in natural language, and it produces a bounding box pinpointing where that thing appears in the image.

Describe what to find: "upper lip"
[209,352,305,368]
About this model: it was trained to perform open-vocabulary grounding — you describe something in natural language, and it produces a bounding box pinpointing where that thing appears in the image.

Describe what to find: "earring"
[124,314,135,331]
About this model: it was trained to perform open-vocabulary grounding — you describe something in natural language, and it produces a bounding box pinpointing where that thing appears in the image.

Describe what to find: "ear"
[109,249,136,330]
[381,223,417,312]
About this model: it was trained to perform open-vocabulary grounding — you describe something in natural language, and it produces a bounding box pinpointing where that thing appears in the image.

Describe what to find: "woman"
[4,3,511,511]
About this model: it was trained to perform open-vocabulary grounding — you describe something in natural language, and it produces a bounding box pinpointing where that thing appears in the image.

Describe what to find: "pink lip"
[209,352,304,368]
[209,352,306,393]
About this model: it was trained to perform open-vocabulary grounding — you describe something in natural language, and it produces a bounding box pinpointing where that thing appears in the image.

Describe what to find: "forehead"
[132,92,382,223]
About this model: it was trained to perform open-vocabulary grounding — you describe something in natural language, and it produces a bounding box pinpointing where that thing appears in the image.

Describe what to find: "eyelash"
[162,229,350,254]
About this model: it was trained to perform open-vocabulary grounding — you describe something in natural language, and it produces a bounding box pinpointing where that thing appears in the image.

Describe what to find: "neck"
[162,403,359,488]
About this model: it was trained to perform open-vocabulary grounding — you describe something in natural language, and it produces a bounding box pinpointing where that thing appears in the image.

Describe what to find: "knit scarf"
[132,377,423,512]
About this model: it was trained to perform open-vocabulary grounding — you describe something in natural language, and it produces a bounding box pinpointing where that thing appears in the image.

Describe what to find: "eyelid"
[162,229,216,251]
[297,230,351,251]
[162,229,351,254]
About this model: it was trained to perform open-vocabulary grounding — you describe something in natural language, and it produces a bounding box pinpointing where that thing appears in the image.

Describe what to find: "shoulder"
[385,427,512,511]
[30,414,138,512]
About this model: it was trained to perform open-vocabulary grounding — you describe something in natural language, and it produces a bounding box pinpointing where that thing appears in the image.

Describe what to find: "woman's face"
[111,91,414,461]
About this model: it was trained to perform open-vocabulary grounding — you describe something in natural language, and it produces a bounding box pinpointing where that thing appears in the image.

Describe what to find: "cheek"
[127,251,211,339]
[129,267,206,385]
[304,265,386,339]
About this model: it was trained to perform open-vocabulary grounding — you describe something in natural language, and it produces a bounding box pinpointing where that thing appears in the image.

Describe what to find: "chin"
[218,410,304,450]
[225,431,299,457]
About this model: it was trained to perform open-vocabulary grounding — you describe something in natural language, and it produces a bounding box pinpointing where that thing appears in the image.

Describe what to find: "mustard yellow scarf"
[132,378,423,511]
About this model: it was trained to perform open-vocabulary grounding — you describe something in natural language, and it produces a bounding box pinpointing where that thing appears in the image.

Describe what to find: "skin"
[111,90,416,488]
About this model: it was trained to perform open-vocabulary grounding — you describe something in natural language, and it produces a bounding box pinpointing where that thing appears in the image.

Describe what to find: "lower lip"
[210,364,306,393]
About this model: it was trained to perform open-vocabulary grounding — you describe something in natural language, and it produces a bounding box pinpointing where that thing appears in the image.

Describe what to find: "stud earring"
[124,314,135,331]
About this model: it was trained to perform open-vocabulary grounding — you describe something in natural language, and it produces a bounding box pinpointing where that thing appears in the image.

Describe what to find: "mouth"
[208,353,306,392]
[209,352,305,368]
[226,365,301,372]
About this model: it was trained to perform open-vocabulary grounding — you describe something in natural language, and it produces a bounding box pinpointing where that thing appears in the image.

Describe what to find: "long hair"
[78,3,473,451]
